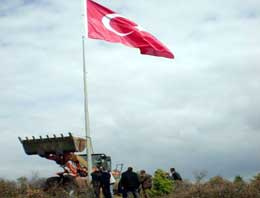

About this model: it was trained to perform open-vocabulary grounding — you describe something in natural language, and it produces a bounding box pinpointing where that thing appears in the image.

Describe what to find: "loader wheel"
[62,176,78,195]
[44,176,61,191]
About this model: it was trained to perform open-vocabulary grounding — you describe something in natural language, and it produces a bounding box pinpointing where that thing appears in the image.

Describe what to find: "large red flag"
[87,0,174,59]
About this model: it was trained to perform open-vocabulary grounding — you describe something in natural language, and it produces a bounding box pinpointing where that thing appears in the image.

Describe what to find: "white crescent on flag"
[102,14,134,37]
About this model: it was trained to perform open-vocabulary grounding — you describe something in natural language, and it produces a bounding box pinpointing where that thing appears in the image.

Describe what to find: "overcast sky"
[0,0,260,180]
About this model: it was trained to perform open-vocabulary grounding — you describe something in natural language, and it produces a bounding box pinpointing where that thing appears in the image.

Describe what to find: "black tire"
[44,176,62,191]
[62,175,78,195]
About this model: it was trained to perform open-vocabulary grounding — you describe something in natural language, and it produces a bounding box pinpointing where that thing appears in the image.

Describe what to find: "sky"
[0,0,260,180]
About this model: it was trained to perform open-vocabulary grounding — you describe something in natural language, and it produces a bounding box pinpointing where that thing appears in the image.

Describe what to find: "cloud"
[0,0,260,180]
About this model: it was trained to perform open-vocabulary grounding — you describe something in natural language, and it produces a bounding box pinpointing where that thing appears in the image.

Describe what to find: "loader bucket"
[18,133,86,156]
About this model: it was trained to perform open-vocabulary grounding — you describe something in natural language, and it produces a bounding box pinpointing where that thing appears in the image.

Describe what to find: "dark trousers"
[102,185,112,198]
[122,189,139,198]
[92,183,101,198]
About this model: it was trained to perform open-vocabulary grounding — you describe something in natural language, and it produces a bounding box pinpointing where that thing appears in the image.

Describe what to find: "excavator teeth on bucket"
[18,133,86,156]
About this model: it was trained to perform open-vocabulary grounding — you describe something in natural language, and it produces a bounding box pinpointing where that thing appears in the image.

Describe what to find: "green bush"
[149,169,173,197]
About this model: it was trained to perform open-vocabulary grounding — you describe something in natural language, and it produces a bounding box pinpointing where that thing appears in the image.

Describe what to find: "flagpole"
[82,0,93,182]
[82,36,93,182]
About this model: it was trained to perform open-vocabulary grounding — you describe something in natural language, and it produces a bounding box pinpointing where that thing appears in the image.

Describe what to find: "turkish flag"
[87,0,174,59]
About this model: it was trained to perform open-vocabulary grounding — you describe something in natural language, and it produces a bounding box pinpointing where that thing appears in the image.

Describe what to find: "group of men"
[41,152,183,198]
[119,167,152,198]
[42,153,182,198]
[91,166,182,198]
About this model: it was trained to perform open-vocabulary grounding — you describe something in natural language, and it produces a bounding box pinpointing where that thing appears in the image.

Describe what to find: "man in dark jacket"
[100,167,112,198]
[120,167,140,198]
[170,168,182,181]
[91,167,102,198]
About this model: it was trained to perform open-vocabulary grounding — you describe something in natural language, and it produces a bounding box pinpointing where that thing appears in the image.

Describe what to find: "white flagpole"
[82,0,93,182]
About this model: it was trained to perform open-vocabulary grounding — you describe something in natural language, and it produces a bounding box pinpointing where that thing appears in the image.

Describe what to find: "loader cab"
[80,153,112,171]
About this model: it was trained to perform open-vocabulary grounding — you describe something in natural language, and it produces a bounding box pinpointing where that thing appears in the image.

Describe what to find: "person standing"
[100,168,112,198]
[120,167,140,198]
[170,168,182,181]
[110,171,116,197]
[91,167,102,198]
[139,170,152,198]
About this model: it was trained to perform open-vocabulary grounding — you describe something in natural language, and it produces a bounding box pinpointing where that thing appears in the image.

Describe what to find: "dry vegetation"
[1,171,260,198]
[151,170,260,198]
[0,175,94,198]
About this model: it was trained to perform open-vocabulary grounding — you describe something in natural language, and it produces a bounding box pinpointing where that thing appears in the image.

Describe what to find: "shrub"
[149,169,173,197]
